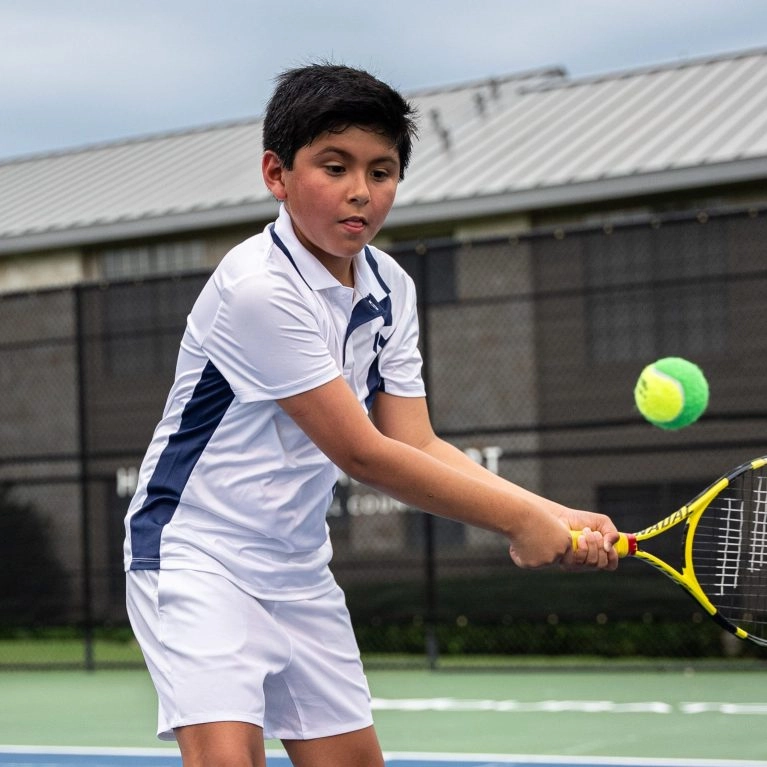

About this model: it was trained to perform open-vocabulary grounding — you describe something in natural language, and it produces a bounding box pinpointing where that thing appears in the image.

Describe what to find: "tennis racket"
[571,456,767,646]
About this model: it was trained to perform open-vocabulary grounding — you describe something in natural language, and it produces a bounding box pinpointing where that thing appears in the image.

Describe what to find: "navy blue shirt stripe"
[269,224,311,288]
[129,361,235,568]
[365,246,391,294]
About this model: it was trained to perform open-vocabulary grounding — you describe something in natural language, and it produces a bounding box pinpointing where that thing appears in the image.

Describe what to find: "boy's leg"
[262,586,375,745]
[282,725,385,767]
[176,721,266,767]
[127,569,291,742]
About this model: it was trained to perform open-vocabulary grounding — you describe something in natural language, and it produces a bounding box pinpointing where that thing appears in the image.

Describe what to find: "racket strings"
[691,467,767,641]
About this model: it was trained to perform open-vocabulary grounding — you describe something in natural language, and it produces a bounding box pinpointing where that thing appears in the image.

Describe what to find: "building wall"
[0,249,85,293]
[2,183,767,624]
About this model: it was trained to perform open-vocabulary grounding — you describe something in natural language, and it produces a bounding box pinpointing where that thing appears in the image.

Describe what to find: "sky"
[2,0,766,161]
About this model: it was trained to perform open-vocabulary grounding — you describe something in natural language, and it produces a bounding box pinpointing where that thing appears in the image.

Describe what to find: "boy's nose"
[348,174,370,204]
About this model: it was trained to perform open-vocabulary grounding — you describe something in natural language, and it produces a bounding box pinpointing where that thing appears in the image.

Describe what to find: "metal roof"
[2,49,767,254]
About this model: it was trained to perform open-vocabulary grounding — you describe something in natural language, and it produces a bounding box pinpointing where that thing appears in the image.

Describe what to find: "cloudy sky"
[2,0,766,160]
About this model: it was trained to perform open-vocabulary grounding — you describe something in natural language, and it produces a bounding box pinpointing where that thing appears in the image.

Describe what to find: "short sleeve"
[199,273,340,402]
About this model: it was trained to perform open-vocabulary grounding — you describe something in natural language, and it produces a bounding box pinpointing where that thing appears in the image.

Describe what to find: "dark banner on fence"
[2,206,767,668]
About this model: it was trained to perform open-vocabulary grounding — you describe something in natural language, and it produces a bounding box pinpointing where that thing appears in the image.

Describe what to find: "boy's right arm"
[278,376,608,569]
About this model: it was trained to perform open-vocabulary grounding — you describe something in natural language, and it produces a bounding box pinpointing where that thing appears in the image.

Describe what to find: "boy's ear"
[262,151,287,200]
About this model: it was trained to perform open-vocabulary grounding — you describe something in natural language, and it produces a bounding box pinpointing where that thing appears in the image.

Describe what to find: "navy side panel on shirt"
[129,360,235,569]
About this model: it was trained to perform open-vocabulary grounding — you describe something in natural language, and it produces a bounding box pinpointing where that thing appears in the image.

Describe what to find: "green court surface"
[2,668,766,763]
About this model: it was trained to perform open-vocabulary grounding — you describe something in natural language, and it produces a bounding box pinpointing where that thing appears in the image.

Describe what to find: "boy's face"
[263,126,400,284]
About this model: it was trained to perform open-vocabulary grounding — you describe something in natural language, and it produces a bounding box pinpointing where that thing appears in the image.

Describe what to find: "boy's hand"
[508,508,620,571]
[506,510,574,569]
[567,526,619,571]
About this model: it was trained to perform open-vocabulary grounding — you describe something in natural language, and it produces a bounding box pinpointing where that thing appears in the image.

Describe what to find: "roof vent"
[429,109,451,151]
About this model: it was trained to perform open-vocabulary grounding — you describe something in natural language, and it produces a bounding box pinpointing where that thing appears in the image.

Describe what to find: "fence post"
[416,244,439,669]
[74,283,95,670]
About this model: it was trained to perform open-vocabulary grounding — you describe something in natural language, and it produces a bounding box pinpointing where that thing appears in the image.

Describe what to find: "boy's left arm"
[371,391,618,570]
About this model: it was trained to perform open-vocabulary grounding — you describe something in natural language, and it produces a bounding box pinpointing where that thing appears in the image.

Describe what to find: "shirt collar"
[272,204,389,302]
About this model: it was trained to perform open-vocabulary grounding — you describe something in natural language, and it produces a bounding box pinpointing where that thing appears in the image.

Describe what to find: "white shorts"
[126,569,374,741]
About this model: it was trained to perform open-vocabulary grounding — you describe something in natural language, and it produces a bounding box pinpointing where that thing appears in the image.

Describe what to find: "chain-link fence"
[2,205,767,668]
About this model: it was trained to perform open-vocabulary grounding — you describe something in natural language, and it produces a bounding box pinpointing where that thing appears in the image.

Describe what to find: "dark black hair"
[262,63,418,180]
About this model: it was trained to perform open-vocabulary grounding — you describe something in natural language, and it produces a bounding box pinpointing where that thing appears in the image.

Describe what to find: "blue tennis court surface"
[2,749,767,767]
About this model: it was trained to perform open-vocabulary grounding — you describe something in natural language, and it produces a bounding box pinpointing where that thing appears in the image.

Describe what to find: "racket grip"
[570,530,632,558]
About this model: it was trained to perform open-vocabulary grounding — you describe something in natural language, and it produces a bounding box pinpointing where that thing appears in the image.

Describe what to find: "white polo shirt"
[123,205,425,599]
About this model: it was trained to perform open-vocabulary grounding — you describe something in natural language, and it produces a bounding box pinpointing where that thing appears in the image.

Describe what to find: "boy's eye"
[325,164,345,174]
[371,169,391,181]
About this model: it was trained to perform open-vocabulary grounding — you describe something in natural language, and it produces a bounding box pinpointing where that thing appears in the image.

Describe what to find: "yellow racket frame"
[571,456,767,642]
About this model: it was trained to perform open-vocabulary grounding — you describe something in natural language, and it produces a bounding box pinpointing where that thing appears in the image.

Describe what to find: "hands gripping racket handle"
[564,458,767,647]
[570,530,634,557]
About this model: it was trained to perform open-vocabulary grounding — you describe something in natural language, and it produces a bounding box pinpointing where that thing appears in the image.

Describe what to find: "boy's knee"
[176,721,266,767]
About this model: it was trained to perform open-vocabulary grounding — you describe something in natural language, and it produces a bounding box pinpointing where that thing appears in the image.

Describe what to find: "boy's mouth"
[341,216,367,231]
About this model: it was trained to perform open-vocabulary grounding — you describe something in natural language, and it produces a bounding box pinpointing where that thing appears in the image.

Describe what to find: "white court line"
[384,755,767,767]
[385,755,767,767]
[371,698,767,715]
[1,746,766,767]
[0,746,180,756]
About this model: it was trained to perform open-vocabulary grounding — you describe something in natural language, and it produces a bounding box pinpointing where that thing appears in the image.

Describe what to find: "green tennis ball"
[634,357,709,430]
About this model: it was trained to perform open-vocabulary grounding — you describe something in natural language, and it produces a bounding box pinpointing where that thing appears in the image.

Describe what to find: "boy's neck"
[284,209,356,288]
[311,250,355,289]
[338,263,355,289]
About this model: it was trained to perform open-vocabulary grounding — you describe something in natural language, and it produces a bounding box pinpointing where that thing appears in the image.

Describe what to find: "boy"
[124,63,619,767]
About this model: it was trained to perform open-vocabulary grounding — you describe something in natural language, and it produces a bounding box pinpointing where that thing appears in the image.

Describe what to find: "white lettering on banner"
[116,447,504,515]
[462,446,503,474]
[370,698,767,715]
[346,494,409,516]
[328,446,503,518]
[116,466,139,498]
